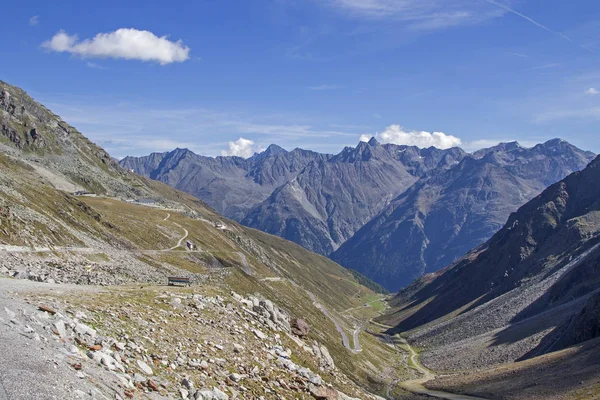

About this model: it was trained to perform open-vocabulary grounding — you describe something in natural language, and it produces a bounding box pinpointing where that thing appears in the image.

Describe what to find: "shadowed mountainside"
[376,155,600,378]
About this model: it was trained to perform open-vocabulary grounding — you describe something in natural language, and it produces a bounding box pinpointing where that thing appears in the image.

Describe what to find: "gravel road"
[169,222,189,250]
[397,337,490,400]
[0,278,110,399]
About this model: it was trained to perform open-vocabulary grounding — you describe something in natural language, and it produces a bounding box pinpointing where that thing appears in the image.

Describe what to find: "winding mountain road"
[394,337,489,400]
[169,223,189,250]
[262,277,362,353]
[352,325,363,352]
[304,290,363,353]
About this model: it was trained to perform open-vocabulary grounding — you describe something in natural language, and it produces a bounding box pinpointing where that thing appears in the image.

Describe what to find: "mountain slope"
[0,79,407,397]
[377,154,600,375]
[332,140,596,290]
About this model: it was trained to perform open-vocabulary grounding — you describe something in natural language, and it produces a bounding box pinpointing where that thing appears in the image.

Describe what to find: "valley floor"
[425,338,600,400]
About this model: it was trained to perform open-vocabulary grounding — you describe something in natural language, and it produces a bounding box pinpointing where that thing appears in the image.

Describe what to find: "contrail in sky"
[484,0,592,52]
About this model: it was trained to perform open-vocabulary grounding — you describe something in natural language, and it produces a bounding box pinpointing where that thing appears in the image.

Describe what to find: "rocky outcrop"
[232,291,292,333]
[0,80,162,199]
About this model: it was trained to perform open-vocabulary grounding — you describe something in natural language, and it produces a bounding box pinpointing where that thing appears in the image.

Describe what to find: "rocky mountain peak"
[473,141,522,158]
[263,143,288,156]
[535,138,585,155]
[367,137,380,146]
[170,147,196,160]
[249,143,288,163]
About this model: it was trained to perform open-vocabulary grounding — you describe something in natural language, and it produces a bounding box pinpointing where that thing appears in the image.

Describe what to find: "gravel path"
[396,337,490,400]
[169,223,189,250]
[0,278,111,400]
[352,326,363,352]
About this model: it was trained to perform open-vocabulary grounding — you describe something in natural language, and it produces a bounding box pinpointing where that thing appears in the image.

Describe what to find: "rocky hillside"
[332,140,596,290]
[0,79,412,398]
[377,154,600,376]
[0,80,165,199]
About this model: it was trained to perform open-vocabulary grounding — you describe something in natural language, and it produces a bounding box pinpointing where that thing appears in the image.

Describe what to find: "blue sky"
[1,0,600,158]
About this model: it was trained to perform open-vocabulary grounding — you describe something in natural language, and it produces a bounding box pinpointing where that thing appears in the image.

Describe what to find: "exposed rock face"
[0,80,160,198]
[332,140,596,290]
[527,245,600,355]
[121,145,327,222]
[241,142,465,255]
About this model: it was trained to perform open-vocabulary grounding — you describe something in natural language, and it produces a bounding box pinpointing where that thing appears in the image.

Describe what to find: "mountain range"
[122,138,595,290]
[3,77,600,399]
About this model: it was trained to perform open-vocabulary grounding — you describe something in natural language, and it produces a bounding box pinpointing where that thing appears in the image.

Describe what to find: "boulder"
[53,320,67,338]
[309,385,339,399]
[253,329,267,340]
[291,318,310,337]
[259,299,274,313]
[319,345,335,370]
[136,359,153,375]
[12,270,28,280]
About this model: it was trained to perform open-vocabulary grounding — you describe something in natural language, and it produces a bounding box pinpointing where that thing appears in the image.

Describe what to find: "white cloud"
[586,88,599,95]
[221,138,263,158]
[323,0,506,30]
[360,125,462,149]
[29,15,40,26]
[522,63,561,72]
[42,28,190,65]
